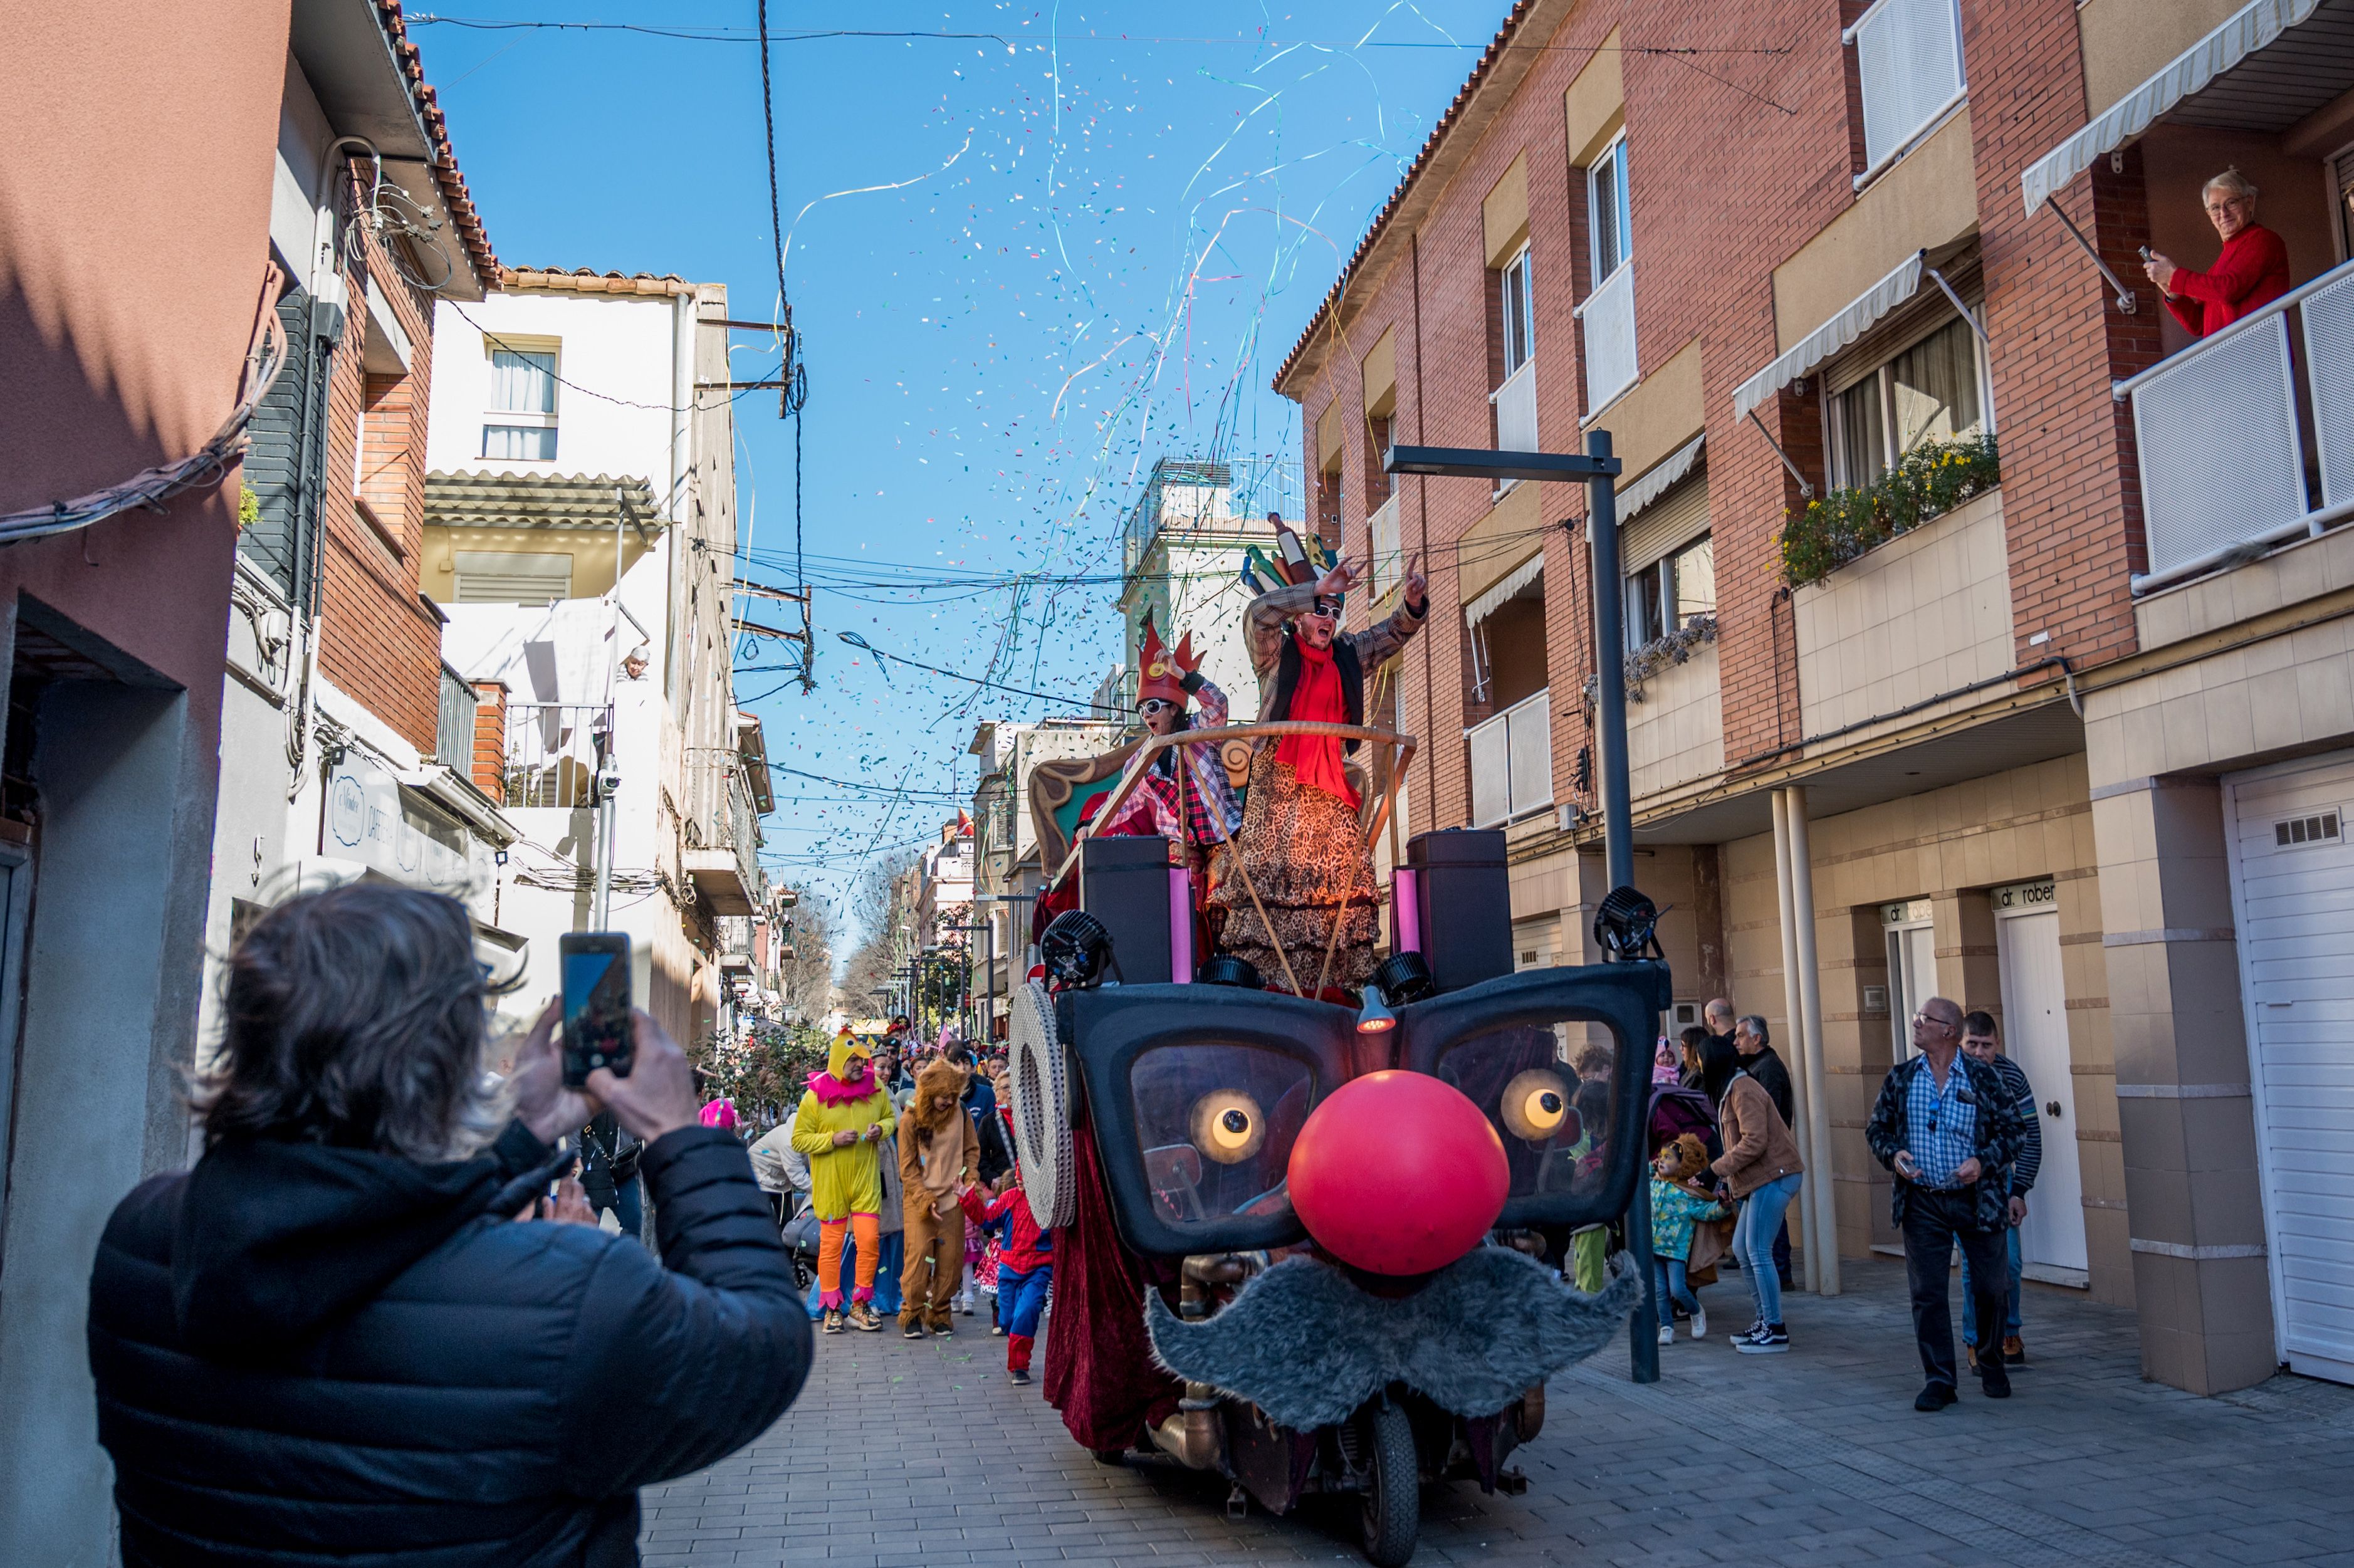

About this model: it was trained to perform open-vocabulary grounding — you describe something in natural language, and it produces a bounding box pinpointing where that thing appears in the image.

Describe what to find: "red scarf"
[1275,638,1357,807]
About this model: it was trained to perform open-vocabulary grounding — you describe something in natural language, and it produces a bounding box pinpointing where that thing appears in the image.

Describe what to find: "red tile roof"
[377,0,498,284]
[497,268,701,298]
[1272,0,1539,393]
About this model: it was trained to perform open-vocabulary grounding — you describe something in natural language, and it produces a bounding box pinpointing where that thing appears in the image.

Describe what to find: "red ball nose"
[1287,1070,1510,1275]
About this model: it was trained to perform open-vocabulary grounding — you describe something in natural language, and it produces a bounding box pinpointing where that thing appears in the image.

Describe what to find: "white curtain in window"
[482,425,558,461]
[491,350,556,414]
[1890,316,1981,453]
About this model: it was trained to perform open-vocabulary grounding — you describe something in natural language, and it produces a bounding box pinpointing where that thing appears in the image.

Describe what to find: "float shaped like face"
[1067,966,1665,1277]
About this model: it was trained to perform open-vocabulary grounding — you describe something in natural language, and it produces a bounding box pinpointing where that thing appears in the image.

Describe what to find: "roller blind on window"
[1620,471,1709,574]
[453,550,574,604]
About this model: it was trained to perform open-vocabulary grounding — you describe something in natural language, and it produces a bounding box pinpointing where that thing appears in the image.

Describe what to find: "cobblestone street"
[639,1258,2354,1567]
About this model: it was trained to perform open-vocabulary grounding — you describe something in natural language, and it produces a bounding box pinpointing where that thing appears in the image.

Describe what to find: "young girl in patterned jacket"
[1650,1133,1732,1346]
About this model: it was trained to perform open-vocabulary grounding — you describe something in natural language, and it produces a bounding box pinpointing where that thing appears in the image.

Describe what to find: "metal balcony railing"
[1576,265,1638,413]
[727,770,763,906]
[505,703,609,808]
[1845,0,1965,185]
[1468,690,1552,828]
[2118,256,2354,594]
[436,664,478,775]
[1492,360,1539,455]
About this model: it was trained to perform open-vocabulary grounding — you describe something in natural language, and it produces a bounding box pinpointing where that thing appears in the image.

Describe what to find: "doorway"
[1882,899,1935,1062]
[1995,898,2087,1281]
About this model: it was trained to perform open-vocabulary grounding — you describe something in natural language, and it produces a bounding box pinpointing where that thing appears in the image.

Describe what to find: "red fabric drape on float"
[1272,640,1356,807]
[1042,1122,1183,1450]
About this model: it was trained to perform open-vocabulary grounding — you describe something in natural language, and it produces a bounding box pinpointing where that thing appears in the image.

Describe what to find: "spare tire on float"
[1008,978,1077,1228]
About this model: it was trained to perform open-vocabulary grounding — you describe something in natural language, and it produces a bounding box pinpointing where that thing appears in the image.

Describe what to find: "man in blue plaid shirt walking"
[1866,996,2027,1412]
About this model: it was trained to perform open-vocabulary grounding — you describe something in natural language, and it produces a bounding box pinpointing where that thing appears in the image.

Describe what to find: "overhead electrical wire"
[410,16,1792,57]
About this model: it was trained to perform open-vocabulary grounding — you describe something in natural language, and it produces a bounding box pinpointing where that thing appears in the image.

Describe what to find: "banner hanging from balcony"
[1732,251,1925,421]
[2019,0,2321,216]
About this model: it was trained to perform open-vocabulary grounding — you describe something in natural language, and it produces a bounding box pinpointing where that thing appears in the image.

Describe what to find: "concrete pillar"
[1769,790,1818,1292]
[1783,788,1838,1296]
[469,677,508,804]
[2091,777,2276,1394]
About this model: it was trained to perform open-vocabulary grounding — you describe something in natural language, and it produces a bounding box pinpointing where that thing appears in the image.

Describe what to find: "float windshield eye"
[1500,1069,1572,1142]
[1190,1089,1267,1164]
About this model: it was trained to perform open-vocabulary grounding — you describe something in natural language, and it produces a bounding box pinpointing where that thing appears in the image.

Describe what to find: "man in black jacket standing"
[86,884,811,1567]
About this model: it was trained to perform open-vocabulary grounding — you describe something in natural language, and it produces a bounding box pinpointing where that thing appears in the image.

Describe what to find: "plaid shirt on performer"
[1101,676,1243,849]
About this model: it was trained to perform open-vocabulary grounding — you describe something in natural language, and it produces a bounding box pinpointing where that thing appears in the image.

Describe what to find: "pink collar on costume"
[807,1065,877,1104]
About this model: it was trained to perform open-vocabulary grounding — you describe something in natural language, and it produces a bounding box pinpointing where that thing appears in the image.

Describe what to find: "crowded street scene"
[8,1,2354,1564]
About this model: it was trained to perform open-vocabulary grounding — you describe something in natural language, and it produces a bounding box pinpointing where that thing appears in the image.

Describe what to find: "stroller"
[778,1192,820,1294]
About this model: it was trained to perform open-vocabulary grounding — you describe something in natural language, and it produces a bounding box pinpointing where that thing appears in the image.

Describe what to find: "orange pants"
[817,1213,880,1307]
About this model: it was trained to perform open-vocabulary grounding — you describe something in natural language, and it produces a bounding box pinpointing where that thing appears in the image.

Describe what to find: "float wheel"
[1358,1399,1420,1567]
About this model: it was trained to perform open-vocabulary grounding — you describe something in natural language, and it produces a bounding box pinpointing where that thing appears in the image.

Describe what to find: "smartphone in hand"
[558,933,632,1087]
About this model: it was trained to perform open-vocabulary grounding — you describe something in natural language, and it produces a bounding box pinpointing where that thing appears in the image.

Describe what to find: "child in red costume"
[959,1170,1054,1385]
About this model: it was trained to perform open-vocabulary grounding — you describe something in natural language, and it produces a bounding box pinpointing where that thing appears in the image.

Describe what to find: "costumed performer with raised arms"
[1208,550,1427,993]
[1094,617,1244,898]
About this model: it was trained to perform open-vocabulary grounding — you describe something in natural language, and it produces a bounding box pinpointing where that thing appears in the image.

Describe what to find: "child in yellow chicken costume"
[790,1029,898,1333]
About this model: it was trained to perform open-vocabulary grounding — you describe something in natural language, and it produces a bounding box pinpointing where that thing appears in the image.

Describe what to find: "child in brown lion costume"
[897,1058,981,1336]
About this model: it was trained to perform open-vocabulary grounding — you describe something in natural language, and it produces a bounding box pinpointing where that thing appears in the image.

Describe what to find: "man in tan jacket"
[897,1058,981,1337]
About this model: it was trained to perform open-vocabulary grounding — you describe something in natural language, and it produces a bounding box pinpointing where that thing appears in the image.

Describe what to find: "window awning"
[425,471,661,532]
[1463,553,1543,629]
[1617,434,1703,521]
[1732,251,1925,421]
[2020,0,2321,216]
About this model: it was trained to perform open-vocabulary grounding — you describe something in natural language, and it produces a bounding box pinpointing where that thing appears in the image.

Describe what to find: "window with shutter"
[238,291,328,605]
[452,550,575,604]
[1847,0,1966,181]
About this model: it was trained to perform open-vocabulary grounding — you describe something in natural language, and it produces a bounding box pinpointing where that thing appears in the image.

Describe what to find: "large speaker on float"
[1078,834,1176,985]
[1403,827,1511,995]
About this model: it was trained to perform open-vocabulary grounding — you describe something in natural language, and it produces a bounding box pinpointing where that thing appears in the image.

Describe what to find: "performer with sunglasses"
[1096,618,1242,891]
[1208,553,1427,995]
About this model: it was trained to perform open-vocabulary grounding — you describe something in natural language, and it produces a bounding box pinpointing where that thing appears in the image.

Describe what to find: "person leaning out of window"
[2142,168,2291,339]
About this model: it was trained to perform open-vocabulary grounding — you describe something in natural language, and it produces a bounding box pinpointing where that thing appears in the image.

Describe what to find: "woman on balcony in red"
[2142,168,2291,339]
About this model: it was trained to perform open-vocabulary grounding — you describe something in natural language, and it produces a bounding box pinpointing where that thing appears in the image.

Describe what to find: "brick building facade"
[1278,0,2354,1394]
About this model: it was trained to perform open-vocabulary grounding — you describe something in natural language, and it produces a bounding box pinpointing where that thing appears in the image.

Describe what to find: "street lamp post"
[1385,431,1659,1385]
[970,891,1038,1045]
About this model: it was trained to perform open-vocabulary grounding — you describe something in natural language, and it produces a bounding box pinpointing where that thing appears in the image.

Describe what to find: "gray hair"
[194,882,508,1161]
[2205,167,2258,204]
[1737,1015,1769,1048]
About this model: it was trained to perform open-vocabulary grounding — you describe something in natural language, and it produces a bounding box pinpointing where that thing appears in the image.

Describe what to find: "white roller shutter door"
[2226,752,2354,1384]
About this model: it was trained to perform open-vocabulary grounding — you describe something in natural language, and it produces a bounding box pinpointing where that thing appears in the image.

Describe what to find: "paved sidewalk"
[641,1257,2354,1566]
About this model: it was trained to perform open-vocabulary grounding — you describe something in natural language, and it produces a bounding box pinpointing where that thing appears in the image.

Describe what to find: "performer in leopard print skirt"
[1218,748,1383,990]
[1209,551,1427,995]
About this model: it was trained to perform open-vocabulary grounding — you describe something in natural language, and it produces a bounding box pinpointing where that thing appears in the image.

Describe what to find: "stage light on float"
[1592,884,1662,961]
[1355,985,1396,1034]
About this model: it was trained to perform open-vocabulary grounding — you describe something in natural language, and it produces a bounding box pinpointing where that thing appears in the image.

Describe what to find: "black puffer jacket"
[88,1121,810,1567]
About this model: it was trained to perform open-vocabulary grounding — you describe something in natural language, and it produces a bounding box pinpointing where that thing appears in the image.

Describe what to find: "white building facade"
[424,268,766,1053]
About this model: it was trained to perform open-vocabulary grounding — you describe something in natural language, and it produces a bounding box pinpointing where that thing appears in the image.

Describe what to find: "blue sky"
[418,2,1505,936]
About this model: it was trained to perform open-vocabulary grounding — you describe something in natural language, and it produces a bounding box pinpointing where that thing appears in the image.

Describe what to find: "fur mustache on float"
[1144,1245,1642,1431]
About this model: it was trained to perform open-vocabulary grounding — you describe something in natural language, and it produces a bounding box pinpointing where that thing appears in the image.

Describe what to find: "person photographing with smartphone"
[85,882,810,1567]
